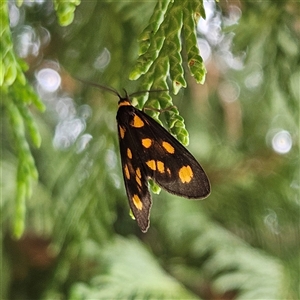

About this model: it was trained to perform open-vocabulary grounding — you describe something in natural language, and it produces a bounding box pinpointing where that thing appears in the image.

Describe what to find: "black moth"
[87,82,210,232]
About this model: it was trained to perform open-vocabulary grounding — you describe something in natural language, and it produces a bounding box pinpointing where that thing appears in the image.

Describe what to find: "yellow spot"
[162,141,175,154]
[146,160,156,171]
[142,138,152,148]
[178,165,193,183]
[131,114,144,128]
[136,167,141,178]
[124,164,130,179]
[136,175,142,187]
[132,194,143,210]
[119,126,126,139]
[118,100,131,107]
[135,168,142,186]
[127,148,132,159]
[157,161,165,173]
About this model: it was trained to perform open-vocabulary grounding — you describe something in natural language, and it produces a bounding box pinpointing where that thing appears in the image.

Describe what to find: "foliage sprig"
[129,0,206,146]
[53,0,81,26]
[1,1,45,237]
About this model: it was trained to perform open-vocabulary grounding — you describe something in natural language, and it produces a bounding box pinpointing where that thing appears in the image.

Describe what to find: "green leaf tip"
[131,0,207,95]
[54,0,81,26]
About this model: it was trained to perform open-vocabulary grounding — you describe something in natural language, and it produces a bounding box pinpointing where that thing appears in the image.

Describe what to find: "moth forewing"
[116,95,210,232]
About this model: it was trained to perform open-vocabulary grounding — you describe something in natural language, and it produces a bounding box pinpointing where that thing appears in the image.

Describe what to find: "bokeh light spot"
[94,48,111,71]
[36,68,61,92]
[9,4,20,27]
[76,134,93,154]
[271,130,292,154]
[53,119,85,150]
[16,25,40,58]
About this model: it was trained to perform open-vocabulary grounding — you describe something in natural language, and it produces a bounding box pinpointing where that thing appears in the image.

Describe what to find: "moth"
[86,82,210,232]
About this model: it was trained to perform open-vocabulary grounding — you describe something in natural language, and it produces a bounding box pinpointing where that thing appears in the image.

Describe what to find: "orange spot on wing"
[119,126,126,139]
[162,141,175,154]
[142,138,152,148]
[136,167,141,178]
[131,114,144,128]
[124,164,130,179]
[132,194,143,210]
[127,148,132,159]
[146,160,156,171]
[136,176,142,187]
[135,168,142,186]
[178,165,193,183]
[157,161,165,173]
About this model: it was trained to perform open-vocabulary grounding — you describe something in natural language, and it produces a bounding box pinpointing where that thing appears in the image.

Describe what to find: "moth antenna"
[75,77,122,98]
[122,88,130,99]
[75,77,169,99]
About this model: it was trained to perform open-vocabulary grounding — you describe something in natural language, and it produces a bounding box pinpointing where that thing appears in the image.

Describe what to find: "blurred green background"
[1,1,299,299]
